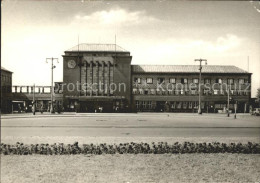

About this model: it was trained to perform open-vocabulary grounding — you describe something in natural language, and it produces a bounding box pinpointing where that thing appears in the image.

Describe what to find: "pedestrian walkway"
[1,111,253,119]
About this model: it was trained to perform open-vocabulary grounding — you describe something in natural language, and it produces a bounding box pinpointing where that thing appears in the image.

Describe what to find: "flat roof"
[66,43,129,52]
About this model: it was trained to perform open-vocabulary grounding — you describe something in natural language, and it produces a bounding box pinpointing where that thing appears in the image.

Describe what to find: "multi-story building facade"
[132,65,251,113]
[2,43,252,113]
[62,44,132,112]
[1,67,13,113]
[61,43,251,113]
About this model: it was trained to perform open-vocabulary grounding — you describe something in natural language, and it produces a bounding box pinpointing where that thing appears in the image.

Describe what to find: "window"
[220,90,224,95]
[180,89,185,95]
[194,102,198,109]
[183,102,188,109]
[148,101,152,109]
[133,88,138,94]
[136,101,140,109]
[201,102,205,109]
[168,90,174,95]
[142,101,146,109]
[139,89,144,95]
[171,102,176,109]
[158,78,165,84]
[169,78,176,84]
[204,79,211,84]
[45,87,51,93]
[214,90,219,95]
[146,78,153,84]
[177,102,182,109]
[203,89,210,95]
[134,78,141,84]
[189,102,193,109]
[239,79,245,84]
[151,89,156,95]
[216,78,222,84]
[156,89,162,95]
[230,90,234,95]
[193,78,199,84]
[228,79,234,85]
[144,90,149,95]
[191,89,196,95]
[181,78,188,84]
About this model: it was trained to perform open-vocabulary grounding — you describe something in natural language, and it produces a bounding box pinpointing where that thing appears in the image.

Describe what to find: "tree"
[257,88,260,100]
[256,88,260,107]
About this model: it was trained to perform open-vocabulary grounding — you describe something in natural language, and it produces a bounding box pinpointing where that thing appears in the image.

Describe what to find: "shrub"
[0,142,259,155]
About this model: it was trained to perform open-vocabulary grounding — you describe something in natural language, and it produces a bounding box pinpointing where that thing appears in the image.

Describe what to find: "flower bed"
[1,142,260,155]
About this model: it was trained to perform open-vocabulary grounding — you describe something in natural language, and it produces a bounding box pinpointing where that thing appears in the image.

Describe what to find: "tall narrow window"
[146,78,153,84]
[228,79,234,85]
[216,78,222,84]
[239,79,245,84]
[158,78,165,84]
[193,78,199,84]
[204,78,211,84]
[169,78,176,84]
[142,101,146,109]
[148,101,152,109]
[181,78,188,84]
[136,101,140,109]
[134,77,141,84]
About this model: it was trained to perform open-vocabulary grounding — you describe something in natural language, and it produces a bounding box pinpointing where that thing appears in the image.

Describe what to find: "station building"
[62,43,251,113]
[1,67,13,113]
[1,43,252,113]
[132,65,251,113]
[62,44,132,112]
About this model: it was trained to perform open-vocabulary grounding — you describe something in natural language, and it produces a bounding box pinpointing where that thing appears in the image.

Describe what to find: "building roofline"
[1,66,13,73]
[131,65,251,74]
[65,43,129,53]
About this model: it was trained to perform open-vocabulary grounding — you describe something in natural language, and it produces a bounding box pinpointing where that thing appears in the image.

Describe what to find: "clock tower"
[62,43,132,112]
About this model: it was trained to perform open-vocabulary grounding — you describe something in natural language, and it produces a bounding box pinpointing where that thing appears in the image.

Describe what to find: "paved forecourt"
[1,113,260,144]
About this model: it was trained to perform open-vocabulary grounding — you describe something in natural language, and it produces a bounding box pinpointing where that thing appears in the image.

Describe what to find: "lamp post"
[234,101,237,119]
[33,84,35,115]
[46,57,59,113]
[195,58,207,114]
[227,85,230,117]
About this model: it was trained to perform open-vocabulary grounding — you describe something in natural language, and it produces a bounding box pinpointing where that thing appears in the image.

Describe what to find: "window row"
[132,88,249,96]
[1,75,12,83]
[133,77,248,85]
[135,101,202,109]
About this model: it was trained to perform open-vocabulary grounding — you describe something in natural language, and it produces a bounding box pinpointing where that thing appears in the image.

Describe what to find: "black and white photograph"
[1,0,260,182]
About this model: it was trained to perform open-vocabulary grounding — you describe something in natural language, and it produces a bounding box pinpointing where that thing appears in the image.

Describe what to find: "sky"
[2,0,260,96]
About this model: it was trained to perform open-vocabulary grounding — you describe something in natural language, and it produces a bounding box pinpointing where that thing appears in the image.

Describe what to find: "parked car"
[251,108,260,116]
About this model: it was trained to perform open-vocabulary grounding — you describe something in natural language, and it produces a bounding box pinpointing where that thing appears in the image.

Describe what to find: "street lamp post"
[227,85,230,117]
[234,101,237,119]
[33,84,35,115]
[46,57,59,113]
[195,58,207,114]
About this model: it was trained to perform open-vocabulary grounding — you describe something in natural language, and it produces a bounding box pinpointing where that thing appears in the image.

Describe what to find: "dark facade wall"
[113,55,132,105]
[1,70,13,113]
[62,55,81,108]
[62,51,132,112]
[131,72,251,112]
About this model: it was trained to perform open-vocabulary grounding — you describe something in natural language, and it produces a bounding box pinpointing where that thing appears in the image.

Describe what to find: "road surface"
[1,113,260,138]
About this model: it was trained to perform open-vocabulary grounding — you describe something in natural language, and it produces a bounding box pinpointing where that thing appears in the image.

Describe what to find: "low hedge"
[1,142,260,155]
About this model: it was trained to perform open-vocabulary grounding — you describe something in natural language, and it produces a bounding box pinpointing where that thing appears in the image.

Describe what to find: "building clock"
[68,60,76,69]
